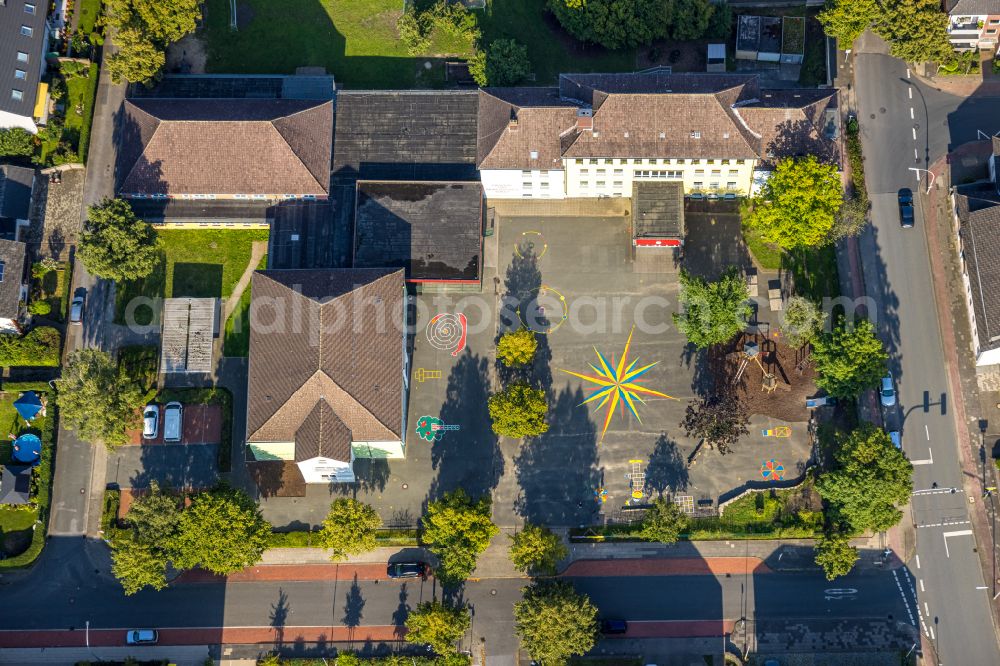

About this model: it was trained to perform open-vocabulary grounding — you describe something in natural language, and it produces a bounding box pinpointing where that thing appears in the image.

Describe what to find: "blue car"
[880,373,896,407]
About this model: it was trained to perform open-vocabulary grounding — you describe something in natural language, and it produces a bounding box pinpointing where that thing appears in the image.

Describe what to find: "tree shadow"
[426,351,503,502]
[765,118,839,166]
[514,385,601,526]
[270,588,289,650]
[645,433,690,496]
[499,247,553,392]
[341,573,365,643]
[391,583,410,640]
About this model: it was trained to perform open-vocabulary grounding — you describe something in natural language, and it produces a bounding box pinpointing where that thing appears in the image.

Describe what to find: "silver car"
[142,405,159,440]
[69,295,84,324]
[880,372,896,407]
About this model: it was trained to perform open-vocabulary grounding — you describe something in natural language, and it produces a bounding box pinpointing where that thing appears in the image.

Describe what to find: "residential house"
[245,269,408,485]
[953,189,1000,366]
[0,238,26,332]
[945,0,1000,52]
[0,163,34,240]
[0,0,49,133]
[0,465,31,504]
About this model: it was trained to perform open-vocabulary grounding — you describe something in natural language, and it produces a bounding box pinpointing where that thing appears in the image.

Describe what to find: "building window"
[721,159,730,165]
[521,170,531,177]
[693,181,703,188]
[20,25,33,37]
[707,159,715,164]
[522,183,532,189]
[711,170,721,176]
[16,52,28,63]
[0,261,5,282]
[736,159,745,164]
[727,182,737,189]
[580,169,589,175]
[604,159,612,165]
[589,159,598,165]
[540,182,549,189]
[581,181,590,188]
[613,169,623,175]
[690,131,701,139]
[729,169,739,176]
[14,69,26,80]
[691,159,701,164]
[596,180,606,187]
[11,90,23,102]
[709,182,720,190]
[24,3,35,13]
[576,159,583,164]
[540,170,548,176]
[596,169,606,175]
[695,169,705,175]
[991,18,1000,24]
[613,180,623,187]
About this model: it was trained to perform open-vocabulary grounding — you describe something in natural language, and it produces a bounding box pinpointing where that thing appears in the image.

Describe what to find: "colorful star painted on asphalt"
[560,327,677,441]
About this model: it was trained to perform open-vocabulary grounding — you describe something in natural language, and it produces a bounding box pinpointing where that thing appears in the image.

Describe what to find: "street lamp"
[908,167,935,194]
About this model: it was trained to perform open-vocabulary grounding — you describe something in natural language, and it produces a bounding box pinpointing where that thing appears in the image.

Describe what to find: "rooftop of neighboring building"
[0,0,48,120]
[632,181,685,240]
[956,193,1000,352]
[353,180,482,282]
[944,0,1000,16]
[0,163,34,221]
[0,237,26,320]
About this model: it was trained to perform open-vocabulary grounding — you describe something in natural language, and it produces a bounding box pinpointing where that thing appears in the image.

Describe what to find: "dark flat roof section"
[267,201,338,270]
[632,181,685,239]
[353,181,482,283]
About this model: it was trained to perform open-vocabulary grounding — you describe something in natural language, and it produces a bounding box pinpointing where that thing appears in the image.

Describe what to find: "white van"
[163,402,183,443]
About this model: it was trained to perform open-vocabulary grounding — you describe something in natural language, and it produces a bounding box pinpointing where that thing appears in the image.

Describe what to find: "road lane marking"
[912,487,961,495]
[907,68,911,78]
[929,625,936,641]
[909,87,913,99]
[912,127,917,140]
[920,579,925,592]
[976,586,988,590]
[916,555,921,569]
[893,570,919,629]
[911,448,934,465]
[910,107,914,119]
[914,148,919,160]
[917,520,971,529]
[943,529,974,557]
[924,601,930,615]
[925,424,930,440]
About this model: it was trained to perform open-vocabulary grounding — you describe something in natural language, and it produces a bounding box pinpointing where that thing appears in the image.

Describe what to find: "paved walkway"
[0,626,402,648]
[223,240,268,323]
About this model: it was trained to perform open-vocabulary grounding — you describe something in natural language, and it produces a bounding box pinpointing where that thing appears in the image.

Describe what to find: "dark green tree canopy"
[818,0,879,46]
[509,524,568,575]
[319,498,382,561]
[488,383,549,438]
[811,319,888,398]
[56,349,145,450]
[680,393,750,455]
[548,0,670,49]
[472,39,531,87]
[79,198,160,282]
[421,489,499,585]
[0,127,34,158]
[876,0,952,63]
[673,268,751,349]
[169,486,272,575]
[639,497,688,543]
[514,580,599,665]
[817,424,913,532]
[814,531,859,580]
[404,600,471,656]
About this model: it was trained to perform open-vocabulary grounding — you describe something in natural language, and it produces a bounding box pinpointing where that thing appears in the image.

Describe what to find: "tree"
[0,127,34,158]
[639,497,688,543]
[514,580,599,665]
[509,524,568,575]
[672,268,751,349]
[476,39,531,87]
[814,531,859,580]
[742,156,843,250]
[468,49,488,87]
[781,296,827,347]
[497,328,538,367]
[830,196,869,241]
[547,0,670,50]
[421,489,499,585]
[818,425,913,532]
[405,600,471,655]
[680,394,750,455]
[105,27,166,85]
[671,0,714,40]
[0,326,62,367]
[79,198,160,281]
[318,498,382,561]
[111,536,169,595]
[126,481,181,544]
[488,383,549,438]
[875,0,952,64]
[56,349,145,450]
[818,0,879,46]
[107,0,201,44]
[170,486,272,575]
[811,319,887,398]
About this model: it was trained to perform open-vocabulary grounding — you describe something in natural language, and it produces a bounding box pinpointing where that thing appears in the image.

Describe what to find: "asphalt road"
[854,32,1000,665]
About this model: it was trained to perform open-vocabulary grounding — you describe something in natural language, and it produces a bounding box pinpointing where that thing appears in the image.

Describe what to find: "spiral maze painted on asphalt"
[425,313,468,356]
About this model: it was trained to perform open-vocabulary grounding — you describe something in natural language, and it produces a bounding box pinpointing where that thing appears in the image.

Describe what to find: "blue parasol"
[13,391,43,421]
[12,433,41,465]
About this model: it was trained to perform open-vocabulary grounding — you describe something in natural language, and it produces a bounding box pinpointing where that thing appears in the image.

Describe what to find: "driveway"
[106,443,219,490]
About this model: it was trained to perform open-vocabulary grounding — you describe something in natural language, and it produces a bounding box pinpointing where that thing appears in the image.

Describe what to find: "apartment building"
[945,0,1000,52]
[0,0,50,133]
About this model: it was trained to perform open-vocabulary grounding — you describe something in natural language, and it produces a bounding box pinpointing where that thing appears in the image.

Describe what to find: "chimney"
[576,108,593,131]
[508,111,519,131]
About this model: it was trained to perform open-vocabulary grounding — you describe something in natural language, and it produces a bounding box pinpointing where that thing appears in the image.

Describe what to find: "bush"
[482,39,531,87]
[28,300,52,316]
[0,327,61,367]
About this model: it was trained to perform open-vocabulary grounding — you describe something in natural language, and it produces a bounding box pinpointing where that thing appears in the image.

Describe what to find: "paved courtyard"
[253,209,815,530]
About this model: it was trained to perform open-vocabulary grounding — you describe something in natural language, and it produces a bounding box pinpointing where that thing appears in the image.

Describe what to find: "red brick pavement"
[609,619,738,638]
[561,557,773,577]
[174,563,394,584]
[0,625,404,648]
[124,404,222,446]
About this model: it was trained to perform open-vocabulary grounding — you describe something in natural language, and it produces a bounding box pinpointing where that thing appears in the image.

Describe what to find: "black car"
[898,188,914,228]
[600,619,628,634]
[387,561,428,579]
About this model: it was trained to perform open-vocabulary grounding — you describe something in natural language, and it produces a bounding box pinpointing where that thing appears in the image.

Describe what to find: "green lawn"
[743,226,783,270]
[115,228,268,327]
[76,0,103,35]
[742,227,840,302]
[475,0,636,83]
[223,254,267,358]
[203,0,475,88]
[65,64,100,163]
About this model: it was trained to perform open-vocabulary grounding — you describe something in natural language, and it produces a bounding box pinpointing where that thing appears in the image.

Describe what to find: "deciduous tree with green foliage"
[318,498,382,561]
[876,0,952,64]
[471,39,531,87]
[811,319,888,398]
[547,0,669,49]
[127,480,182,543]
[514,580,599,665]
[0,327,62,367]
[107,0,201,43]
[818,0,879,46]
[111,535,169,595]
[109,482,180,594]
[106,28,166,84]
[673,268,751,349]
[79,198,160,282]
[421,489,499,585]
[639,497,688,543]
[56,349,145,450]
[680,393,750,455]
[781,296,827,347]
[405,600,471,655]
[497,328,538,367]
[169,486,272,575]
[814,531,859,580]
[509,524,568,575]
[488,383,548,438]
[670,0,714,40]
[817,425,913,532]
[0,127,34,158]
[742,156,843,250]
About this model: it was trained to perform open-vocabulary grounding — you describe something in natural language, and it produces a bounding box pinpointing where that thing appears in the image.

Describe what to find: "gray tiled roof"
[0,0,47,120]
[353,181,482,282]
[246,269,405,465]
[0,465,31,505]
[946,0,1000,15]
[957,195,1000,352]
[0,238,25,319]
[0,164,34,220]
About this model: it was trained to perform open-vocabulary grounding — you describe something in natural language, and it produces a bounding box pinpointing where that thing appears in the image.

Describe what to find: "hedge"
[0,327,61,367]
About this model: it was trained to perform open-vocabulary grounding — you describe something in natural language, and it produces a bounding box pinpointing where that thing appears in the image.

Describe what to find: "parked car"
[69,292,85,324]
[142,405,159,440]
[125,629,158,645]
[880,373,897,407]
[163,401,183,443]
[898,188,914,228]
[386,562,428,579]
[600,619,628,634]
[889,430,902,449]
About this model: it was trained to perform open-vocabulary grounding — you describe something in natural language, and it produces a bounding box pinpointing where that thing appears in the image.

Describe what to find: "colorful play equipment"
[761,426,792,438]
[626,459,646,501]
[761,459,785,481]
[425,313,468,356]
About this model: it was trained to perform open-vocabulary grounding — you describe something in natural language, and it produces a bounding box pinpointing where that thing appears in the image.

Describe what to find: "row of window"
[127,193,320,201]
[574,158,745,166]
[691,182,740,190]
